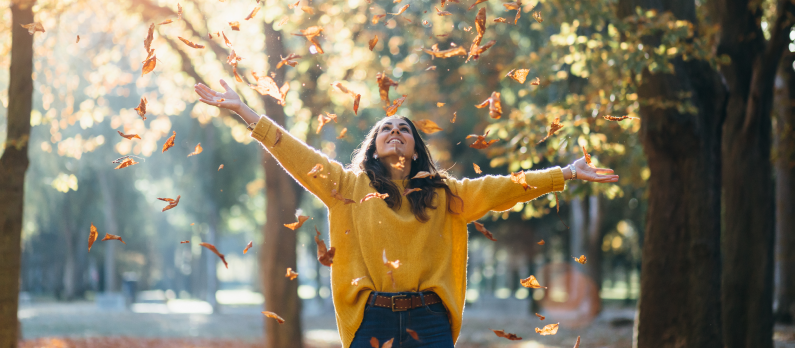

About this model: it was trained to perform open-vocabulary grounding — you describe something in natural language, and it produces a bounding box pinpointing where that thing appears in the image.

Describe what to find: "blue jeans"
[349,291,455,348]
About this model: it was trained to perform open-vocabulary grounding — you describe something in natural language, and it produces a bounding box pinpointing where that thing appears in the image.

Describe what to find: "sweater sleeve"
[450,166,566,222]
[249,115,354,209]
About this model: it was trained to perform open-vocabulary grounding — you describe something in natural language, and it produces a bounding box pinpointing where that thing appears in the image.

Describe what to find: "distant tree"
[774,52,795,324]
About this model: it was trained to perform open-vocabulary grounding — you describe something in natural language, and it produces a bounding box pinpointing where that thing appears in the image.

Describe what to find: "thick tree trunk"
[0,1,35,346]
[717,0,794,346]
[773,53,795,323]
[259,21,304,348]
[618,1,726,347]
[585,195,603,293]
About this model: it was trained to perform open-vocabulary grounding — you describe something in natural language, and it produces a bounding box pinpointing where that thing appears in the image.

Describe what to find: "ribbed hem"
[550,166,565,192]
[249,116,272,144]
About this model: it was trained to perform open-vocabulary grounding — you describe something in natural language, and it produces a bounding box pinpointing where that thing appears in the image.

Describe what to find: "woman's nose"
[391,128,399,135]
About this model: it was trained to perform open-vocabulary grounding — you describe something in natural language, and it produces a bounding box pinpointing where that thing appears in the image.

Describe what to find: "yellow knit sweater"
[250,116,565,347]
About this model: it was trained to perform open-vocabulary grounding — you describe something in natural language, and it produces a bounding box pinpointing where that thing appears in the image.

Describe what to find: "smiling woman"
[194,79,618,348]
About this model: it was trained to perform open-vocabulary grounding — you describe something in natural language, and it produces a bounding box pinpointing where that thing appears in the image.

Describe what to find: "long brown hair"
[349,116,463,222]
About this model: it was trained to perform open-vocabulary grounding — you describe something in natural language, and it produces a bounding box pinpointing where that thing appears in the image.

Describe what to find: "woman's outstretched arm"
[195,79,354,208]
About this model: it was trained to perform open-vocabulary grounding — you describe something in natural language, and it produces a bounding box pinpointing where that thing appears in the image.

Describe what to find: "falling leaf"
[437,102,445,107]
[180,240,190,244]
[473,163,482,174]
[262,311,285,324]
[426,66,437,71]
[222,31,233,48]
[331,82,361,113]
[538,240,545,245]
[535,323,559,335]
[390,4,410,15]
[21,22,45,35]
[412,171,434,179]
[537,117,563,144]
[510,171,536,191]
[354,94,362,115]
[515,9,521,24]
[361,192,389,203]
[177,3,183,19]
[293,26,324,54]
[229,21,241,30]
[88,223,98,252]
[289,0,300,8]
[245,6,261,20]
[159,19,174,25]
[331,189,356,204]
[376,72,400,106]
[451,112,457,123]
[101,233,126,244]
[392,156,406,170]
[474,91,502,119]
[423,45,467,58]
[144,23,155,52]
[521,275,547,289]
[435,6,452,15]
[178,37,205,49]
[573,255,587,264]
[218,164,224,171]
[385,95,408,116]
[531,77,541,85]
[369,35,379,51]
[158,195,181,212]
[532,11,543,23]
[134,97,148,120]
[467,39,496,62]
[351,276,367,285]
[372,14,387,24]
[466,130,499,149]
[278,16,290,26]
[274,129,283,146]
[301,6,315,14]
[472,221,497,241]
[286,268,299,280]
[492,329,522,340]
[582,145,596,168]
[187,143,203,157]
[573,336,581,348]
[337,128,348,139]
[161,131,176,153]
[474,7,486,38]
[76,35,80,43]
[402,187,422,195]
[200,242,228,268]
[467,0,489,10]
[602,115,638,121]
[315,226,336,266]
[243,241,253,254]
[277,53,302,68]
[414,119,443,134]
[536,313,545,320]
[382,249,401,269]
[117,131,141,140]
[494,17,508,23]
[284,215,310,230]
[406,328,420,341]
[141,53,157,76]
[503,1,521,10]
[250,72,289,105]
[370,337,379,348]
[506,69,530,83]
[307,163,326,178]
[114,157,139,169]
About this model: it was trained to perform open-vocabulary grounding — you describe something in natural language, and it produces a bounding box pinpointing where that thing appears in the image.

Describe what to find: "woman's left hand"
[569,157,619,183]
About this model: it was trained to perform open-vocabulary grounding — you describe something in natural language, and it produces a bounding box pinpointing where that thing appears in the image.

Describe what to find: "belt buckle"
[391,294,407,312]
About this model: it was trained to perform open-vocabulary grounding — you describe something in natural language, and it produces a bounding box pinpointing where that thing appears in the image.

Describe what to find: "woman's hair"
[349,116,463,222]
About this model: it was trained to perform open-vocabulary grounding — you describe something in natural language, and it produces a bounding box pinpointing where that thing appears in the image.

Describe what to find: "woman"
[195,80,618,348]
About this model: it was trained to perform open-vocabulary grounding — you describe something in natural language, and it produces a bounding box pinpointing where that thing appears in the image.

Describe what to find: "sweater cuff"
[550,166,565,192]
[250,116,273,145]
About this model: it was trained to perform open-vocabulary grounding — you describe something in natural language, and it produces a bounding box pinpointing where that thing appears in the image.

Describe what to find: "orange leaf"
[531,76,541,85]
[468,0,489,10]
[537,240,545,245]
[382,249,401,269]
[414,119,443,134]
[505,68,530,83]
[162,131,176,153]
[331,189,356,204]
[573,336,581,348]
[229,21,241,31]
[406,328,420,341]
[20,22,45,35]
[390,4,409,15]
[284,215,310,230]
[141,54,157,76]
[370,337,379,348]
[277,53,302,69]
[422,45,467,58]
[117,131,141,140]
[200,242,228,268]
[88,223,98,252]
[411,171,434,179]
[221,31,233,48]
[293,26,324,54]
[435,6,452,15]
[76,35,80,43]
[243,241,253,254]
[285,268,299,280]
[451,111,457,123]
[521,275,547,289]
[353,94,361,115]
[494,17,508,23]
[245,6,261,20]
[510,171,536,191]
[360,192,389,203]
[337,128,348,139]
[114,157,139,169]
[288,0,300,9]
[492,329,522,340]
[218,164,224,171]
[262,311,285,323]
[369,35,378,51]
[385,95,408,116]
[307,163,326,178]
[535,313,545,320]
[144,23,155,53]
[159,19,174,25]
[582,145,595,168]
[376,72,400,106]
[180,240,190,244]
[274,129,283,146]
[187,143,203,157]
[402,187,421,196]
[178,37,205,49]
[352,276,367,286]
[101,233,126,244]
[474,92,502,119]
[250,73,289,105]
[466,130,498,149]
[135,97,148,120]
[472,221,497,241]
[158,195,181,212]
[535,323,559,335]
[532,11,543,23]
[372,14,387,24]
[301,6,315,14]
[315,226,336,267]
[537,117,563,144]
[603,115,638,121]
[573,255,587,264]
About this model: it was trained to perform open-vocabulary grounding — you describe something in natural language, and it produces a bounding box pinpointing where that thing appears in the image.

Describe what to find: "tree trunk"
[585,195,603,294]
[773,52,795,323]
[717,0,794,346]
[61,207,76,300]
[98,172,118,293]
[0,1,36,346]
[259,20,304,348]
[617,0,726,347]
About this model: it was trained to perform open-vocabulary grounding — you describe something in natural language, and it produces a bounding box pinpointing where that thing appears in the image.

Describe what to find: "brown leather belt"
[367,292,442,312]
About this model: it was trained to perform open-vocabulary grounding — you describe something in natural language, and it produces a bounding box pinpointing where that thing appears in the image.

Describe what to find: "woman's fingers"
[220,79,232,93]
[595,167,614,174]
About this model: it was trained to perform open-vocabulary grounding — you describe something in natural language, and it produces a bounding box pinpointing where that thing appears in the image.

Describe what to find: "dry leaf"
[351,276,367,286]
[506,68,530,83]
[135,97,148,120]
[582,145,595,168]
[473,163,482,174]
[274,129,283,146]
[301,6,315,14]
[414,119,443,134]
[177,3,183,19]
[159,19,174,25]
[602,115,638,121]
[382,249,401,269]
[406,328,420,341]
[117,131,141,140]
[535,313,545,320]
[289,0,300,9]
[385,95,408,116]
[284,215,310,230]
[245,6,261,20]
[187,143,203,157]
[521,275,547,289]
[392,156,405,170]
[277,53,302,68]
[423,45,467,58]
[372,14,387,24]
[426,66,437,71]
[468,0,489,10]
[229,21,241,30]
[354,94,362,115]
[411,171,434,179]
[200,242,228,268]
[474,91,502,119]
[141,54,157,76]
[532,11,543,23]
[144,23,155,52]
[114,158,139,169]
[573,255,587,264]
[222,31,233,48]
[494,17,508,23]
[390,4,410,15]
[369,35,379,51]
[101,233,126,244]
[180,240,190,244]
[472,221,497,241]
[510,171,536,191]
[537,117,563,144]
[250,72,289,105]
[337,128,348,139]
[538,240,545,245]
[437,102,445,107]
[278,16,290,26]
[316,114,336,134]
[88,223,98,252]
[492,329,522,340]
[573,336,581,348]
[531,76,541,85]
[158,195,181,212]
[286,268,299,280]
[331,189,356,204]
[178,37,205,49]
[361,192,389,203]
[370,337,379,348]
[21,22,45,35]
[466,130,498,149]
[76,35,80,43]
[435,6,452,15]
[293,26,324,54]
[535,323,559,335]
[402,187,421,195]
[315,226,336,266]
[218,164,224,171]
[503,1,521,10]
[162,131,176,153]
[376,72,400,106]
[243,241,253,254]
[307,163,326,178]
[262,311,285,324]
[451,112,457,123]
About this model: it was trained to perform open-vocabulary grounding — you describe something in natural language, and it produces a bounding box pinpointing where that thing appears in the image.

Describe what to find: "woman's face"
[374,118,416,160]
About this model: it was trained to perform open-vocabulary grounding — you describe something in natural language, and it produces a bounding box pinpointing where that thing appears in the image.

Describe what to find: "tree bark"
[617,1,726,347]
[716,0,794,346]
[259,20,304,348]
[773,52,795,323]
[0,1,35,346]
[585,195,603,293]
[98,172,118,293]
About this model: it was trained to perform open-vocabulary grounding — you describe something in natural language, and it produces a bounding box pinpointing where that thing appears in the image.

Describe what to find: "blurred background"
[1,0,795,347]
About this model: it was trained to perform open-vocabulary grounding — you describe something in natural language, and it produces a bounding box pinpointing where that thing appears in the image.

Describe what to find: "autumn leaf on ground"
[472,222,497,241]
[492,329,522,340]
[467,130,498,149]
[403,187,421,196]
[535,323,559,335]
[473,163,482,174]
[532,11,543,23]
[467,0,489,10]
[372,14,387,24]
[573,255,587,264]
[435,6,452,15]
[229,21,241,30]
[178,37,205,49]
[277,53,302,68]
[602,115,638,121]
[141,54,157,76]
[474,91,502,119]
[245,6,261,20]
[284,215,310,230]
[315,226,336,266]
[301,6,315,14]
[337,128,348,139]
[187,143,203,157]
[385,95,408,116]
[250,72,289,105]
[159,19,174,25]
[511,171,536,191]
[406,328,420,341]
[531,77,541,85]
[200,242,228,268]
[537,117,563,144]
[293,26,324,54]
[286,268,299,280]
[101,233,126,244]
[21,22,45,35]
[114,157,139,169]
[243,241,253,254]
[88,223,98,252]
[218,164,224,171]
[262,311,285,324]
[307,163,326,178]
[351,276,367,285]
[414,119,443,134]
[361,192,389,203]
[573,336,581,348]
[390,4,410,15]
[376,72,400,106]
[536,313,545,320]
[506,68,530,83]
[369,35,379,51]
[423,44,467,58]
[582,145,596,168]
[538,240,545,245]
[521,275,547,289]
[117,131,141,140]
[161,131,176,153]
[331,189,356,204]
[412,171,434,179]
[158,195,181,212]
[135,97,148,120]
[382,249,401,269]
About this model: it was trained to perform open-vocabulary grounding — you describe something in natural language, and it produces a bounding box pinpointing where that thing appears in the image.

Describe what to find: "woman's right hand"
[194,79,244,113]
